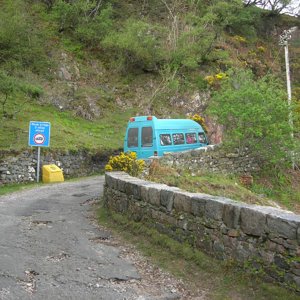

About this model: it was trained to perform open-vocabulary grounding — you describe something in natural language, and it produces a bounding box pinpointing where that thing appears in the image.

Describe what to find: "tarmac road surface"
[0,176,161,300]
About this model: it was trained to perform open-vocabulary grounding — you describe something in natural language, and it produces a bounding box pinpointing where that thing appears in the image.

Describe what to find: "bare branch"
[88,0,103,18]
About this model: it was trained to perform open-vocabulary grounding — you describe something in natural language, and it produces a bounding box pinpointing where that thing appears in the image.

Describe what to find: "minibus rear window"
[142,127,153,147]
[185,133,197,144]
[128,128,138,147]
[172,133,184,145]
[160,134,172,146]
[198,132,207,144]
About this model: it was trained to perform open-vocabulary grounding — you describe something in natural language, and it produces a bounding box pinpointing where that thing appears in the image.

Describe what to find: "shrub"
[190,114,208,133]
[75,5,113,47]
[205,72,227,87]
[105,152,145,177]
[257,46,266,53]
[233,35,247,43]
[0,0,48,72]
[208,68,295,169]
[102,19,164,71]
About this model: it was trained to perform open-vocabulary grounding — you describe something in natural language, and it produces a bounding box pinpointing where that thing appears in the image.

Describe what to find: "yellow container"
[42,164,64,183]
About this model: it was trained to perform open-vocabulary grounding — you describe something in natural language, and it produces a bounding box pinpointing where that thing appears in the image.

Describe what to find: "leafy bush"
[0,0,48,72]
[168,12,216,70]
[208,68,295,169]
[190,114,208,133]
[75,5,113,47]
[105,152,145,177]
[205,72,227,87]
[50,0,87,33]
[102,19,164,71]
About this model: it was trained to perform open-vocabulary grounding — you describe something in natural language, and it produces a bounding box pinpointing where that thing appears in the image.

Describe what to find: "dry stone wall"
[104,172,300,291]
[159,145,260,174]
[0,149,113,184]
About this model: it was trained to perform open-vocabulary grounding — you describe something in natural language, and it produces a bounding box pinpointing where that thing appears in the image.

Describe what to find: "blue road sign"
[29,121,51,147]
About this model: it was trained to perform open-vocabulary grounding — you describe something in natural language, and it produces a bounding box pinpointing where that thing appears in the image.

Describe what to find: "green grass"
[147,167,300,212]
[0,182,42,196]
[250,171,300,212]
[147,171,275,206]
[98,205,300,300]
[0,97,136,151]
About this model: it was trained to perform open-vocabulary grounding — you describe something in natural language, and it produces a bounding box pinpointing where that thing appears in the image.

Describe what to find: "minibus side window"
[160,134,172,146]
[142,127,153,147]
[172,133,184,145]
[127,128,138,147]
[198,132,207,144]
[185,133,197,144]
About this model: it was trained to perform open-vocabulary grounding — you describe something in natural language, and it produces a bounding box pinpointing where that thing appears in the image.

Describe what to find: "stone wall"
[0,149,117,184]
[159,145,260,174]
[104,171,300,291]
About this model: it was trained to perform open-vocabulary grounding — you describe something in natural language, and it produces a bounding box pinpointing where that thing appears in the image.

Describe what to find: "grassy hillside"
[0,0,299,157]
[0,102,135,150]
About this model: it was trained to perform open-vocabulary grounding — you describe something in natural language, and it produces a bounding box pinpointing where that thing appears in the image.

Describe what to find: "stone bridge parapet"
[104,171,300,291]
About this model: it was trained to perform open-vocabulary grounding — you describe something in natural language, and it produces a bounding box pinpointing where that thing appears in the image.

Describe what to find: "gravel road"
[0,176,204,300]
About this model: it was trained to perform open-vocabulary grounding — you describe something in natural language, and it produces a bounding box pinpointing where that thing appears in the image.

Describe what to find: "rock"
[267,213,298,240]
[240,206,266,236]
[228,229,240,237]
[160,188,177,212]
[173,191,193,214]
[58,66,72,81]
[274,255,290,270]
[223,203,241,229]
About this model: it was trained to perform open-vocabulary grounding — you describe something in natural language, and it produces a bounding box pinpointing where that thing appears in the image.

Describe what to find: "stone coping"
[105,171,300,240]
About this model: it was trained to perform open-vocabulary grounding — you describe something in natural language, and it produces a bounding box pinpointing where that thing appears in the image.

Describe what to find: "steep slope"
[0,0,299,151]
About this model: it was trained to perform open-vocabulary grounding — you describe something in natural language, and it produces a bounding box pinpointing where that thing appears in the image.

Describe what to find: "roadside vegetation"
[98,205,300,300]
[0,182,42,196]
[1,0,299,151]
[1,0,299,297]
[147,164,300,213]
[0,100,134,151]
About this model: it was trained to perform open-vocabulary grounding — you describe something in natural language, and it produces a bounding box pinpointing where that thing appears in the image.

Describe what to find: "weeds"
[97,205,300,300]
[146,162,300,213]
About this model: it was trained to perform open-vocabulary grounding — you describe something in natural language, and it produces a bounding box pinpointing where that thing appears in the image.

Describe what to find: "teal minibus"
[123,116,208,159]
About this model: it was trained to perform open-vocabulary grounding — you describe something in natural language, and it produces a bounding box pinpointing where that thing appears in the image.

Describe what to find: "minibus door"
[126,127,140,157]
[140,126,155,159]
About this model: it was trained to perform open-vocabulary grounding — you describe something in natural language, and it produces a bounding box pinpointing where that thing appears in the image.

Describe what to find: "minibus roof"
[128,116,202,130]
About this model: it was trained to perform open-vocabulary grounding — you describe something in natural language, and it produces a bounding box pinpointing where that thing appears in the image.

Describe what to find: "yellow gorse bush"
[233,35,247,43]
[190,114,208,133]
[204,72,227,86]
[105,152,145,177]
[257,46,266,53]
[204,75,214,85]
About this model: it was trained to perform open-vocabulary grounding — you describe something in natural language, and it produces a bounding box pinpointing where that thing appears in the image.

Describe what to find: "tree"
[244,0,298,15]
[102,19,164,72]
[208,69,296,169]
[0,0,48,72]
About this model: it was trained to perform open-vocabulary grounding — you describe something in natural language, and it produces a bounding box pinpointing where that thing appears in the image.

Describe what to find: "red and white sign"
[34,133,45,145]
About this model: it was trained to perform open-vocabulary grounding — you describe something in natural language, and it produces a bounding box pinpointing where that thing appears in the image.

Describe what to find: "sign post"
[28,121,51,182]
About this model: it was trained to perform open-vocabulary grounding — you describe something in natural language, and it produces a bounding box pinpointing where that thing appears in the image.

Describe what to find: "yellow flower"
[105,152,144,176]
[204,75,215,85]
[215,72,227,80]
[257,46,266,53]
[105,165,113,171]
[234,35,247,43]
